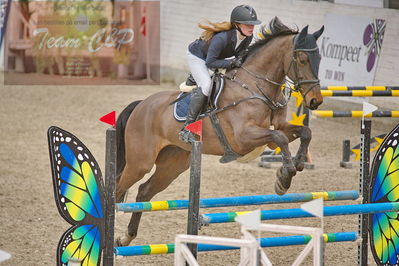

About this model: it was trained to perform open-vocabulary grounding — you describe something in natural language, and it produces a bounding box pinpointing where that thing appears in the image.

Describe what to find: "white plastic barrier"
[241,224,323,266]
[174,223,323,266]
[174,234,258,266]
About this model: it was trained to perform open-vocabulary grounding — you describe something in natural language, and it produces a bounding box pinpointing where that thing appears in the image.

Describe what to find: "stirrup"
[179,128,197,144]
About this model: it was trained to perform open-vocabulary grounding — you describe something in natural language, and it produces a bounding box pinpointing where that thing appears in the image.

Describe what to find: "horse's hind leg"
[116,146,191,246]
[278,123,312,172]
[116,157,154,203]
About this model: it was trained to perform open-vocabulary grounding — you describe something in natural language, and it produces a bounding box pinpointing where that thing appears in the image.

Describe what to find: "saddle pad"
[173,92,191,122]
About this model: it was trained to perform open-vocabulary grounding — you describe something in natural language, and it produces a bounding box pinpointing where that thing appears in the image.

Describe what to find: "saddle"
[179,72,225,109]
[174,72,225,122]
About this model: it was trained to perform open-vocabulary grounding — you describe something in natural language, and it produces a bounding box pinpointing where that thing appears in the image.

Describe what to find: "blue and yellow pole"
[201,202,399,224]
[116,190,359,212]
[114,232,357,256]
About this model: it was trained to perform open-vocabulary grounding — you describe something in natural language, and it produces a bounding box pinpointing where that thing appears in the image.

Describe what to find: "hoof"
[294,154,307,172]
[294,160,305,172]
[115,232,134,247]
[274,180,286,195]
[274,166,296,195]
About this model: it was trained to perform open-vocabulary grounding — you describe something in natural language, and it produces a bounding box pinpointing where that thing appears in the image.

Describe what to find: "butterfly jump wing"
[57,224,102,266]
[369,124,399,266]
[48,126,105,266]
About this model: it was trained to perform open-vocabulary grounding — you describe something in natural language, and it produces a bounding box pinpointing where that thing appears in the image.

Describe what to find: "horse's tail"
[116,100,142,178]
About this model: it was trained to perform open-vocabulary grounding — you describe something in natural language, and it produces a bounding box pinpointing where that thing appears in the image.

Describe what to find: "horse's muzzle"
[308,98,322,110]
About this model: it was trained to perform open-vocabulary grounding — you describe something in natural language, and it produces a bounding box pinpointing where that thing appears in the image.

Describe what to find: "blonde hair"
[198,21,234,41]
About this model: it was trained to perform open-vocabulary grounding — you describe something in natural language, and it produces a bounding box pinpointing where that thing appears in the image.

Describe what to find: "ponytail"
[198,21,234,41]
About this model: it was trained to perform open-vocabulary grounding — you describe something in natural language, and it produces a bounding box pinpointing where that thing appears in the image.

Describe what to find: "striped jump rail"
[201,202,399,224]
[114,232,357,256]
[312,110,399,118]
[321,90,399,97]
[321,86,399,91]
[116,190,358,213]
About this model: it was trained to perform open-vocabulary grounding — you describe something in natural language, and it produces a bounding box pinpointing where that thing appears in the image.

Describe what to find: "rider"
[179,5,262,143]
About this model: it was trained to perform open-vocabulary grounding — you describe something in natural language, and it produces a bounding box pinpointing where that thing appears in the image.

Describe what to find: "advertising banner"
[319,13,386,86]
[4,1,160,85]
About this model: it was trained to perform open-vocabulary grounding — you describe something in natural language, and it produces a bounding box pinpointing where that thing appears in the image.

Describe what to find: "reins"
[224,69,289,111]
[220,43,321,113]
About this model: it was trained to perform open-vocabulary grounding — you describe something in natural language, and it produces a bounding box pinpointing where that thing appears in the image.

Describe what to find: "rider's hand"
[229,57,243,69]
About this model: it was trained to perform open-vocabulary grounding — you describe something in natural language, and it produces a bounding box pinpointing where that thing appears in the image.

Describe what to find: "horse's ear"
[296,25,308,47]
[313,25,324,40]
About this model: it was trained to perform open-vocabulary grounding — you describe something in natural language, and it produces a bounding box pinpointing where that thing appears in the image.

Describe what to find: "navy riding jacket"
[188,28,253,69]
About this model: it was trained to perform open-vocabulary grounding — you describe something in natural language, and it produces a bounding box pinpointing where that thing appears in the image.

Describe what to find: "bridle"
[230,44,321,109]
[285,46,320,100]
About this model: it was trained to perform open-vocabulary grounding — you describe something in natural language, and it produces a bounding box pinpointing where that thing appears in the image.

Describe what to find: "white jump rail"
[174,234,258,266]
[241,224,323,266]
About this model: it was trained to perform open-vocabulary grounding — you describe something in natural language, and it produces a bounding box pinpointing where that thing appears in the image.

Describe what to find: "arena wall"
[159,0,399,108]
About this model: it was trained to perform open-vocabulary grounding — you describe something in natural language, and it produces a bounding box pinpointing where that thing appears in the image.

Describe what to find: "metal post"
[187,141,202,259]
[358,120,371,266]
[103,128,116,266]
[340,139,352,168]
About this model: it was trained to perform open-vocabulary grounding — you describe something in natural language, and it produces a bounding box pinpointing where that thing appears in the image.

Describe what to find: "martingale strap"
[209,112,242,164]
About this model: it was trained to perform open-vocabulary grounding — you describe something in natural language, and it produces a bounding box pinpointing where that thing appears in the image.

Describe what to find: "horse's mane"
[242,17,298,60]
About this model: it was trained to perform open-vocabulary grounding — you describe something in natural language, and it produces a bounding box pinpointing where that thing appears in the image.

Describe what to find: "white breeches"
[186,51,212,96]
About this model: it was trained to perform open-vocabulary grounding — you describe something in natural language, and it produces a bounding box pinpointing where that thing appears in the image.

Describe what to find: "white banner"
[318,14,386,86]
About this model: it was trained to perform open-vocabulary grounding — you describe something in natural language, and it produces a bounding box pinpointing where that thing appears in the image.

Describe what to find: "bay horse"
[115,19,324,246]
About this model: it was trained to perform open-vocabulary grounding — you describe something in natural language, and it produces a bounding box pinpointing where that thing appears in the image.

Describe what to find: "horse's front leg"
[236,126,296,195]
[278,123,312,172]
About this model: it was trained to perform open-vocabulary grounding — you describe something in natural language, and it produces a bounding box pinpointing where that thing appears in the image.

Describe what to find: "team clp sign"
[318,14,386,86]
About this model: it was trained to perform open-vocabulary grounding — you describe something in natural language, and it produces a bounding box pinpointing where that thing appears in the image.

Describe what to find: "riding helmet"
[230,5,262,25]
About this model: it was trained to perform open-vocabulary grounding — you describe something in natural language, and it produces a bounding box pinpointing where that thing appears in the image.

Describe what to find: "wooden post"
[103,128,116,266]
[187,140,202,259]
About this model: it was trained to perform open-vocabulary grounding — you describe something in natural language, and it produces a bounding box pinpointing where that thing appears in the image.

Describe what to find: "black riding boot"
[185,73,197,86]
[179,87,207,143]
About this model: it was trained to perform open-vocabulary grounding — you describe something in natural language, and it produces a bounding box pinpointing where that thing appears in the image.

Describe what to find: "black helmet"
[230,5,261,25]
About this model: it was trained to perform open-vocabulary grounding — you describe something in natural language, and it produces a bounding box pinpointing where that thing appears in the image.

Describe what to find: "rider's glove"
[229,57,243,69]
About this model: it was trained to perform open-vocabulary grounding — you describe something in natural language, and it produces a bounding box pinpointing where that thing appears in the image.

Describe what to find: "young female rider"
[179,5,262,143]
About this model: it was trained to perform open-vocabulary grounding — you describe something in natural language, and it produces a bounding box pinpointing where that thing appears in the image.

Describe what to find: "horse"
[115,19,324,246]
